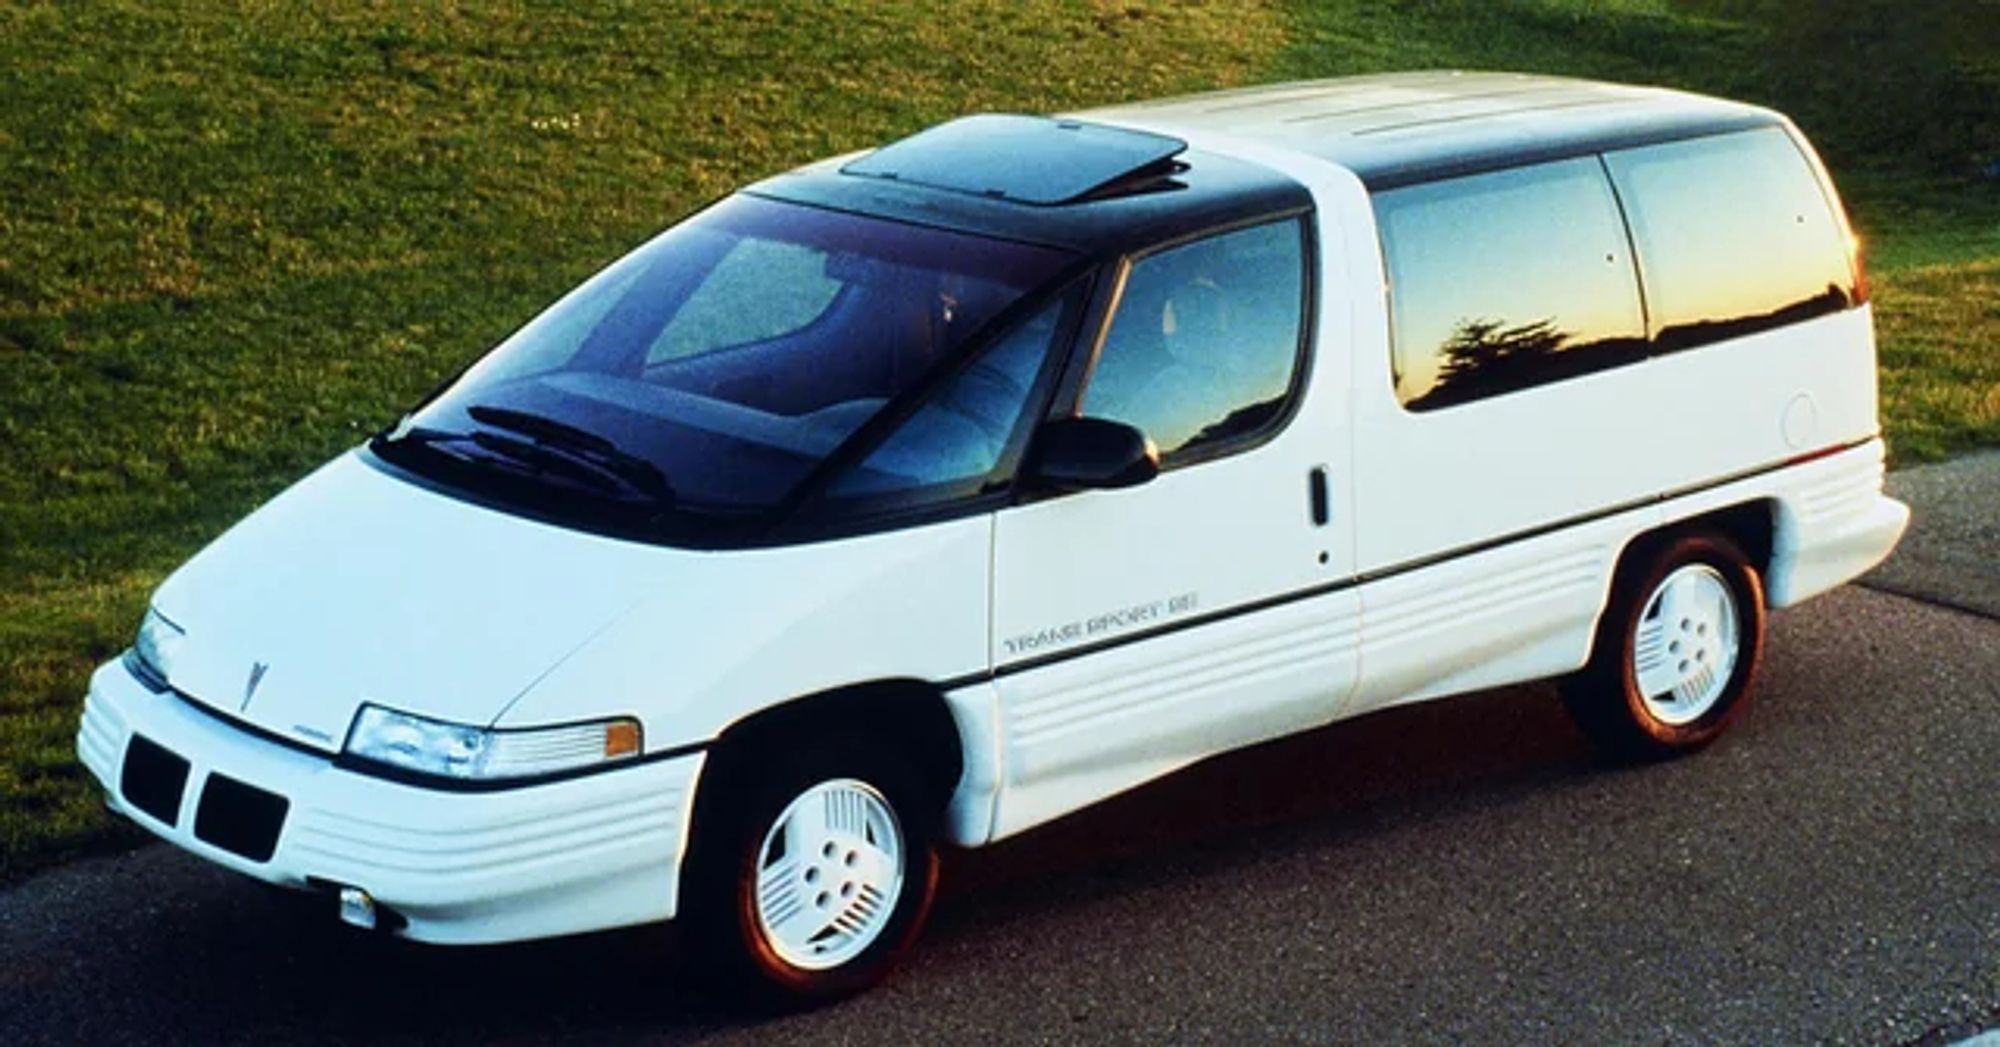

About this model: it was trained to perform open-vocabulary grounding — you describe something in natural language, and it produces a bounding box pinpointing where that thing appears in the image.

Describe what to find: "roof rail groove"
[1278,85,1570,125]
[1351,95,1627,137]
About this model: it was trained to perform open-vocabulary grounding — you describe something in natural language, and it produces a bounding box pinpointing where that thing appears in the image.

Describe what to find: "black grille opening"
[120,735,190,826]
[194,774,290,863]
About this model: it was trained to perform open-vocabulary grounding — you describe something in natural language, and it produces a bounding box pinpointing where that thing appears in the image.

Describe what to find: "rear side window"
[1375,158,1647,411]
[1604,127,1856,352]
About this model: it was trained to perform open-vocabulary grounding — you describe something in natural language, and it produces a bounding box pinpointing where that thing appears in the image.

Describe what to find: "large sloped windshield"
[374,194,1075,533]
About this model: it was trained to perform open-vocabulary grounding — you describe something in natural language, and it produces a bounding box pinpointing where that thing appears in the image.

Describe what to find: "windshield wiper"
[464,405,674,505]
[383,414,675,507]
[467,405,615,455]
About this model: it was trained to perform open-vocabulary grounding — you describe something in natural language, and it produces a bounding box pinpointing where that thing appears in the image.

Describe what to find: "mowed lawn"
[1,0,1994,882]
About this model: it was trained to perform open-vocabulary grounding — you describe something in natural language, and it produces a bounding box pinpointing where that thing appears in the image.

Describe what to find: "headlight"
[341,704,643,783]
[126,607,184,691]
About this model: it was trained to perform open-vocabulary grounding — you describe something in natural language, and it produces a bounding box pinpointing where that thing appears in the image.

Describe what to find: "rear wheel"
[1561,531,1767,760]
[682,735,939,1006]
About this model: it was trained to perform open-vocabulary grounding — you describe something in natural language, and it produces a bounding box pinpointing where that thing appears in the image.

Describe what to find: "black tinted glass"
[1079,219,1306,461]
[1605,128,1856,351]
[843,114,1186,205]
[1376,157,1647,411]
[377,195,1074,535]
[828,288,1078,501]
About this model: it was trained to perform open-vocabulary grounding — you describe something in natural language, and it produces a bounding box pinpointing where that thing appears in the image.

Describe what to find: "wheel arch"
[703,678,967,820]
[1566,508,1773,759]
[1585,498,1778,667]
[1648,498,1778,589]
[675,677,959,1001]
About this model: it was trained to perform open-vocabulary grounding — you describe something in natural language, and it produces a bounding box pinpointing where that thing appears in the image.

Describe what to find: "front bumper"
[77,659,705,944]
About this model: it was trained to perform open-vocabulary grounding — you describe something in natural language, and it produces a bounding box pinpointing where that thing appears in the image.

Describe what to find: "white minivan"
[79,71,1908,1002]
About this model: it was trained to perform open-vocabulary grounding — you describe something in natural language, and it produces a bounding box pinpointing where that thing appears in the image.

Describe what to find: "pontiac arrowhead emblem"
[241,661,270,711]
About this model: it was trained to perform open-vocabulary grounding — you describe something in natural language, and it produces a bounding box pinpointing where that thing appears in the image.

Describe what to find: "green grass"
[1,0,1994,884]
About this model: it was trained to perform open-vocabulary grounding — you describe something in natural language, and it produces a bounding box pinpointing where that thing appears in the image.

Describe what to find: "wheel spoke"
[1633,617,1677,698]
[765,889,831,947]
[1656,573,1688,624]
[781,794,832,856]
[756,855,807,930]
[826,883,886,941]
[1636,660,1685,702]
[823,784,870,839]
[848,839,899,889]
[1703,580,1729,625]
[757,855,799,903]
[1673,663,1715,707]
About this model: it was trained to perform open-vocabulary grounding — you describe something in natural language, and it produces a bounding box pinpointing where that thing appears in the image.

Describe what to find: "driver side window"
[1078,218,1306,464]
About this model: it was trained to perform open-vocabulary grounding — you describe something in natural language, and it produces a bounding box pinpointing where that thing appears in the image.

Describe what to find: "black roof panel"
[751,143,1311,258]
[840,114,1189,206]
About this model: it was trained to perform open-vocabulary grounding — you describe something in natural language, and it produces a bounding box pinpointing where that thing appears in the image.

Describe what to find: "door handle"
[1308,467,1331,527]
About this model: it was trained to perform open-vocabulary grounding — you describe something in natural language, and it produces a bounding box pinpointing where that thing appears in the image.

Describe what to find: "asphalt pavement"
[1872,448,2000,620]
[2,454,1995,1045]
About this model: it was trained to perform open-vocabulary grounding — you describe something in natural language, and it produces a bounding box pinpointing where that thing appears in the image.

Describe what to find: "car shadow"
[932,681,1599,926]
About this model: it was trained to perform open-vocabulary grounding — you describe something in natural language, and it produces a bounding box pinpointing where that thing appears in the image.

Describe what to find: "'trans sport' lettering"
[1002,592,1199,656]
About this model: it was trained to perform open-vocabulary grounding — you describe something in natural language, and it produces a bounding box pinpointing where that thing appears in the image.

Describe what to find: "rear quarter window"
[1603,127,1857,352]
[1374,157,1648,411]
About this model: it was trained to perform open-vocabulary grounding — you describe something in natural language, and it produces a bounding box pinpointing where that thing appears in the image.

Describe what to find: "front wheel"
[1561,531,1767,760]
[682,738,939,1006]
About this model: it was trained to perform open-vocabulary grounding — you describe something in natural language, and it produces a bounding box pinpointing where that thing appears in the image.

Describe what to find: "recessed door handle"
[1308,467,1330,527]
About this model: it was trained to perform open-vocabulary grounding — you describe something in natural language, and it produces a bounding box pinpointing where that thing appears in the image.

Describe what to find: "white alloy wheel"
[1631,563,1741,726]
[752,778,906,971]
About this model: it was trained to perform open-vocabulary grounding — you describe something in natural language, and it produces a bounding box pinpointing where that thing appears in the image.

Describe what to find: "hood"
[152,449,683,753]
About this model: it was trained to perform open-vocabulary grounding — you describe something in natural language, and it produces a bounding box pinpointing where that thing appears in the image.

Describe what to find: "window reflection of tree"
[1405,283,1853,411]
[1406,316,1646,410]
[1181,396,1286,457]
[1437,316,1566,379]
[1654,283,1852,355]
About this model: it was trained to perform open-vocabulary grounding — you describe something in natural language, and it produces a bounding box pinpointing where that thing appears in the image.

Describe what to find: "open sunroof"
[841,114,1188,206]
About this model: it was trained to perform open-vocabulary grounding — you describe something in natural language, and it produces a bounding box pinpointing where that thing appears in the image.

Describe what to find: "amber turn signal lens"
[604,720,642,758]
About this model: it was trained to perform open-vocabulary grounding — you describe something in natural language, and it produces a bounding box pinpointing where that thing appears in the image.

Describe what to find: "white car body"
[80,72,1908,948]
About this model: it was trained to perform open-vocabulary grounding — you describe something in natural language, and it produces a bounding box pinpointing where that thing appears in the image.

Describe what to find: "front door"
[986,215,1360,837]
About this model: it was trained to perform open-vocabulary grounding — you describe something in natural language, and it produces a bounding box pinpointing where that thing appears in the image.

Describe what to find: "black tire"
[1560,531,1767,761]
[680,733,940,1008]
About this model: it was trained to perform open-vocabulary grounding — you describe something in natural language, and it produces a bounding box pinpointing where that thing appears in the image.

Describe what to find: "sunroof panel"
[842,114,1187,205]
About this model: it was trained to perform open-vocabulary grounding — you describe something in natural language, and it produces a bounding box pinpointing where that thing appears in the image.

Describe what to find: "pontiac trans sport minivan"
[80,72,1908,1002]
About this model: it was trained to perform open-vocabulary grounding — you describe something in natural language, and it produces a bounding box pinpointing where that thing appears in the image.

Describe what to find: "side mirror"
[1024,417,1160,491]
